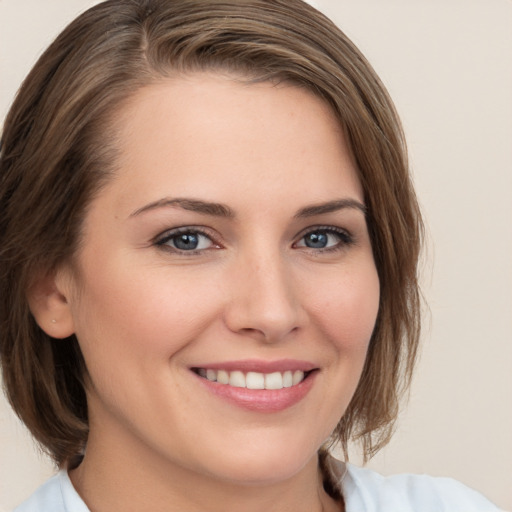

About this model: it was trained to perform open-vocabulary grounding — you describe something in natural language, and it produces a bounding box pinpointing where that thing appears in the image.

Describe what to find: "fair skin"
[34,73,380,512]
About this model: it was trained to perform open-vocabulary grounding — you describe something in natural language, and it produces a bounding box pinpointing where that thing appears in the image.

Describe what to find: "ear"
[27,268,76,339]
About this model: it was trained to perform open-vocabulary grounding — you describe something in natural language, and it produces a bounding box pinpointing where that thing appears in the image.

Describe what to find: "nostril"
[222,263,303,342]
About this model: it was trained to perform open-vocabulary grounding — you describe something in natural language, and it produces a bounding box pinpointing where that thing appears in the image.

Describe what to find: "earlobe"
[27,270,76,339]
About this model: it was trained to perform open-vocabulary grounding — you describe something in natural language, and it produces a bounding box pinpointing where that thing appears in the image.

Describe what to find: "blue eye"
[157,229,214,252]
[303,232,329,248]
[296,228,352,250]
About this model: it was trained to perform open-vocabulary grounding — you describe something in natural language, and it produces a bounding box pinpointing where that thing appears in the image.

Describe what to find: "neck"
[69,425,340,512]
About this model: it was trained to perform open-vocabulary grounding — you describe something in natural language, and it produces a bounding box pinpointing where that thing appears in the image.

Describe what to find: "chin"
[195,436,322,486]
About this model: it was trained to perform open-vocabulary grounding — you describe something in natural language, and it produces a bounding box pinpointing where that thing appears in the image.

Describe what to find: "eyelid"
[293,225,354,250]
[152,224,354,254]
[154,225,222,252]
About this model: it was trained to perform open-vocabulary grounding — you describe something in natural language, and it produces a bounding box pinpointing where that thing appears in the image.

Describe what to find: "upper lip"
[190,359,318,373]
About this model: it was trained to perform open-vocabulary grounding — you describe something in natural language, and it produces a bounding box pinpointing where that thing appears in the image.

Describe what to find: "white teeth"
[246,372,265,389]
[217,370,229,384]
[197,369,307,389]
[265,372,283,390]
[292,370,304,386]
[229,371,246,388]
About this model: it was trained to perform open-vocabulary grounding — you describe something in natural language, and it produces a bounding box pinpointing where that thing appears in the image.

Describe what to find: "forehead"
[99,73,362,217]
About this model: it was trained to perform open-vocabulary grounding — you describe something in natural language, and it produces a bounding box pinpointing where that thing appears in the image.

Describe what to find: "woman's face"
[62,74,379,484]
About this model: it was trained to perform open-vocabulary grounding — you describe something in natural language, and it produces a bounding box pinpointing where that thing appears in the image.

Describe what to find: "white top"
[13,462,502,512]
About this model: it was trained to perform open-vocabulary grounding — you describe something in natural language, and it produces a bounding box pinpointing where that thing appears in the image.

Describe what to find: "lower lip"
[194,372,317,412]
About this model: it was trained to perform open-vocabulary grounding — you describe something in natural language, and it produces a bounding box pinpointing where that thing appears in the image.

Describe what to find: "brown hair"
[0,0,422,468]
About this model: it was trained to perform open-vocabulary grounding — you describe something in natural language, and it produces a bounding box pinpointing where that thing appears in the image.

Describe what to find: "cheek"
[307,262,380,354]
[70,263,223,365]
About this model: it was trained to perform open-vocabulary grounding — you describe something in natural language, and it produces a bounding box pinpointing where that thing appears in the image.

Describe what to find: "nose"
[223,251,304,343]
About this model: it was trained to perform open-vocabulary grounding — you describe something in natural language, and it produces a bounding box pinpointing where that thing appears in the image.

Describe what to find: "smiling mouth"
[192,368,313,390]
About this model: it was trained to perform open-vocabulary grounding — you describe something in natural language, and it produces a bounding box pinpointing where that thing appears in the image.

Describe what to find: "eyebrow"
[130,198,235,218]
[294,198,366,218]
[129,196,366,219]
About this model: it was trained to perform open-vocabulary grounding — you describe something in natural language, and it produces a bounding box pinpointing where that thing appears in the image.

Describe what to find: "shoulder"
[12,471,89,512]
[341,463,502,512]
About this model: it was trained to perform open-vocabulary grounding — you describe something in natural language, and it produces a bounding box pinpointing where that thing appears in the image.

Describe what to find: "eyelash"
[155,226,218,255]
[293,226,355,253]
[154,225,354,255]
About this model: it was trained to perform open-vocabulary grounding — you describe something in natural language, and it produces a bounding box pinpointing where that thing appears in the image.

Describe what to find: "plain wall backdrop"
[1,0,511,510]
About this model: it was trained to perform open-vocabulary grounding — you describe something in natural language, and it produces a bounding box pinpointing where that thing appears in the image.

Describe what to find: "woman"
[0,0,501,511]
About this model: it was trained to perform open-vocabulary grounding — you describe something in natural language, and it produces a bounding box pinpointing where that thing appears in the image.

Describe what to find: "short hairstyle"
[0,0,422,467]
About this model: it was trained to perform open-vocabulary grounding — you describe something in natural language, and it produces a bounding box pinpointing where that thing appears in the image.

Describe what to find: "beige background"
[1,0,511,510]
